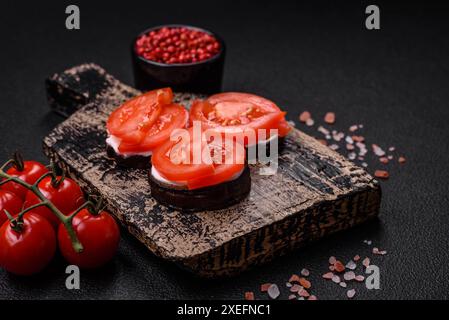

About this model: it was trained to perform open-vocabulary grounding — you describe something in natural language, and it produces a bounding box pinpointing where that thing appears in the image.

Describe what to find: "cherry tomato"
[0,212,56,276]
[0,190,23,226]
[1,160,49,200]
[118,103,189,153]
[107,88,174,145]
[24,176,84,228]
[58,208,120,269]
[189,92,291,144]
[152,129,246,190]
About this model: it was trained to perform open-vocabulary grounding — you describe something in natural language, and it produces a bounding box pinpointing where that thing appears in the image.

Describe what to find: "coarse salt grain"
[373,247,387,255]
[329,256,336,264]
[334,260,345,273]
[352,135,365,142]
[245,292,255,300]
[332,275,341,284]
[306,118,315,126]
[349,125,358,132]
[301,268,310,277]
[290,284,302,293]
[299,288,310,297]
[339,282,347,288]
[299,277,311,289]
[346,260,357,270]
[347,289,356,299]
[308,295,318,300]
[398,156,406,164]
[345,136,354,144]
[299,111,311,123]
[267,284,280,299]
[324,112,336,124]
[372,144,386,157]
[379,157,389,164]
[329,144,339,150]
[318,126,330,135]
[322,272,334,280]
[346,144,355,150]
[353,255,360,261]
[289,274,301,283]
[288,294,296,300]
[344,271,355,281]
[355,275,365,282]
[261,283,272,292]
[362,257,370,268]
[374,170,389,179]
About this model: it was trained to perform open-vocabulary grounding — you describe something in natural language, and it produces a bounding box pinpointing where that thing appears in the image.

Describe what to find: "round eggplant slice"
[106,144,151,169]
[148,166,251,212]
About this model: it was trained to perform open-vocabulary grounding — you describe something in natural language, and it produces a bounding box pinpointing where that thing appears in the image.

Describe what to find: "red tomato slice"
[151,130,215,182]
[106,88,173,145]
[152,129,245,189]
[186,140,245,190]
[276,118,292,137]
[118,104,189,153]
[189,92,291,144]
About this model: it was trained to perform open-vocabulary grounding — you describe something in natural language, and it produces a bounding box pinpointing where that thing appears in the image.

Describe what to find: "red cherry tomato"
[0,190,23,226]
[0,212,56,276]
[1,161,49,200]
[24,176,84,228]
[189,92,291,144]
[58,208,120,269]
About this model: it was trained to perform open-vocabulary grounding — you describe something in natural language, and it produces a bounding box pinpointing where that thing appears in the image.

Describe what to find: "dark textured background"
[0,0,448,300]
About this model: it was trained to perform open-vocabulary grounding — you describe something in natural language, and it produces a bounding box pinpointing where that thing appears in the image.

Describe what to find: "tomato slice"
[118,104,188,153]
[106,88,173,145]
[152,129,246,189]
[152,130,214,182]
[189,92,291,144]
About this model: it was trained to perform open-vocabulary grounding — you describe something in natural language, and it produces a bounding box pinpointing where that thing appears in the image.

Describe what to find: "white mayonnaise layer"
[106,135,153,158]
[151,166,244,187]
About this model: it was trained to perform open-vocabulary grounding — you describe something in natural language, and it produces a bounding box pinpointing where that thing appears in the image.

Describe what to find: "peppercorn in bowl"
[131,24,226,94]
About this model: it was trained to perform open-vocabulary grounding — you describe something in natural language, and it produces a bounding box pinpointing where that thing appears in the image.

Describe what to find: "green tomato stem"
[0,161,85,253]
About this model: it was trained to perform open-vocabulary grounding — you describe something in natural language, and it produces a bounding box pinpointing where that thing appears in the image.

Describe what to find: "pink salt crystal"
[347,289,356,299]
[355,275,365,282]
[362,257,370,268]
[322,272,334,280]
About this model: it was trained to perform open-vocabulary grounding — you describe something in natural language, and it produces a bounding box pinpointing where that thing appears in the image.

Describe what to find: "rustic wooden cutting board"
[43,63,381,277]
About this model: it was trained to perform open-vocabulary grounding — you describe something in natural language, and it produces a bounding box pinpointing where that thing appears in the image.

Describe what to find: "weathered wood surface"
[44,63,381,277]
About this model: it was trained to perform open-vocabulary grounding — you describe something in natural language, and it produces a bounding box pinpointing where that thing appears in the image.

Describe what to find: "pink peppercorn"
[135,26,221,64]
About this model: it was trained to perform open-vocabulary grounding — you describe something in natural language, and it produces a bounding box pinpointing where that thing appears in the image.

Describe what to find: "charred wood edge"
[43,63,382,277]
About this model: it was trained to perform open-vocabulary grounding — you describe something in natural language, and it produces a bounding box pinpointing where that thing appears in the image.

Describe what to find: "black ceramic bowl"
[131,24,226,94]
